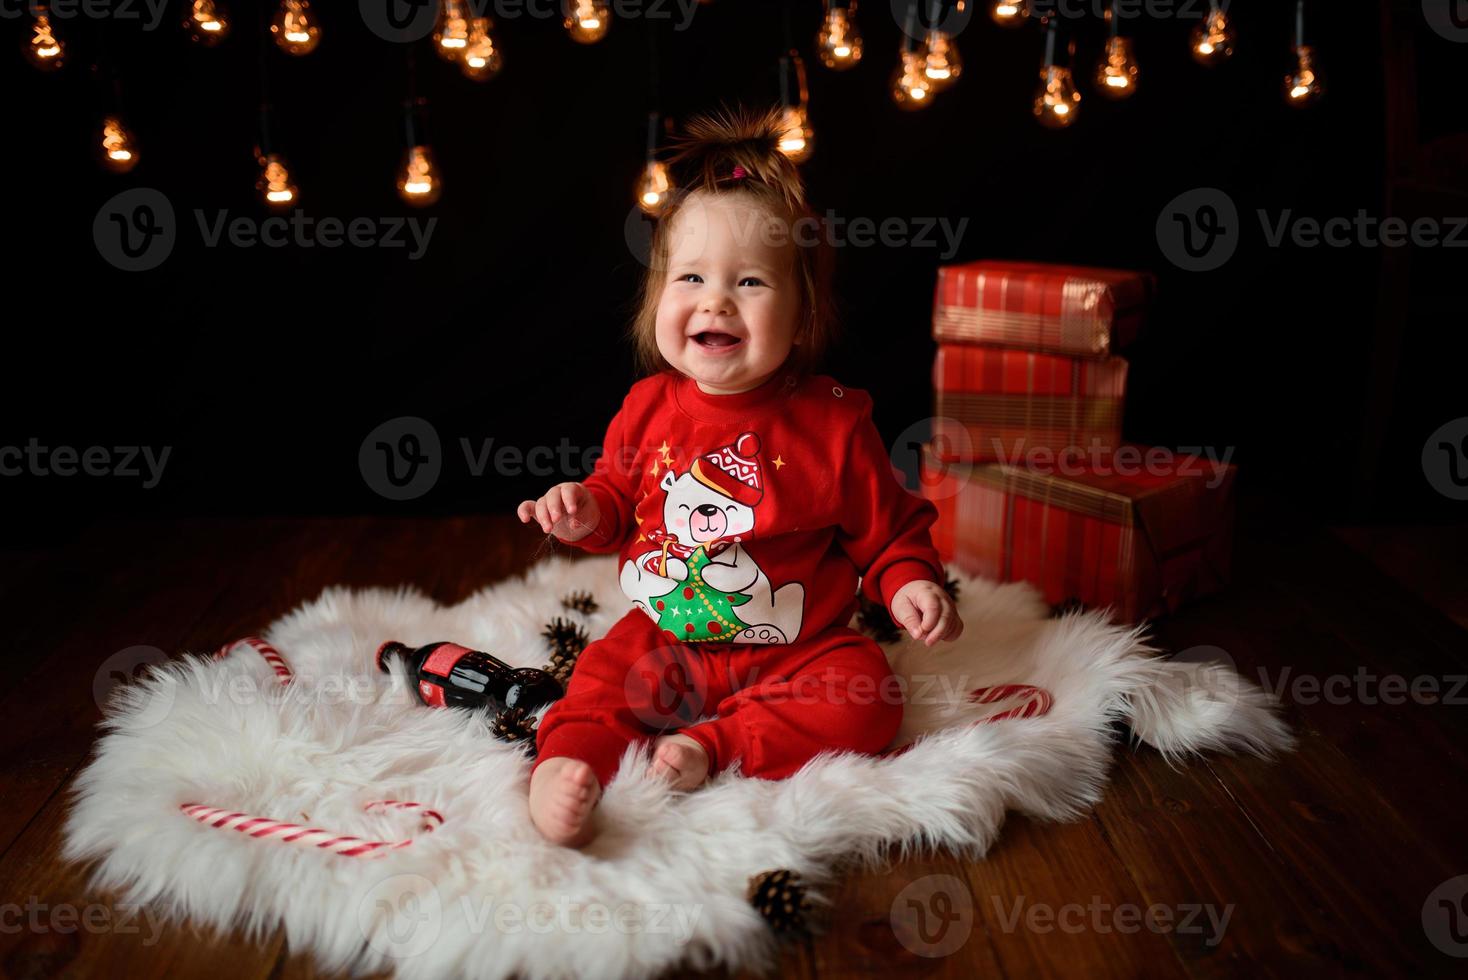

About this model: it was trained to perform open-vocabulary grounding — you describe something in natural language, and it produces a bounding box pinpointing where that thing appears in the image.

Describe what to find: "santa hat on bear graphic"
[690,431,764,507]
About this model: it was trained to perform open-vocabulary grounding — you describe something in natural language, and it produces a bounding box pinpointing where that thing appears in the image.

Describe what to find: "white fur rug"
[62,556,1291,980]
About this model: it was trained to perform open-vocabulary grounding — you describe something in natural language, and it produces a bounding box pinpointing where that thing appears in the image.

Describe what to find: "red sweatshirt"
[558,367,944,645]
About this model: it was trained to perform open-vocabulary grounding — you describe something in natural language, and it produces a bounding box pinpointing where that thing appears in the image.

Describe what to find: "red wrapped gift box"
[932,344,1128,463]
[933,259,1155,357]
[921,443,1236,624]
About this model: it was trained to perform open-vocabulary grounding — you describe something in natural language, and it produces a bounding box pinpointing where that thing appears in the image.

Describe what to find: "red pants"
[533,608,904,788]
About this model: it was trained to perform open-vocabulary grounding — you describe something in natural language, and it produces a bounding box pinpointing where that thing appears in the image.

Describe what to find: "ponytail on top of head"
[627,103,837,378]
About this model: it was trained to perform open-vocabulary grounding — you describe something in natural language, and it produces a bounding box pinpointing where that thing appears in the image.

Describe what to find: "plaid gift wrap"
[920,444,1236,624]
[932,344,1128,463]
[933,260,1155,357]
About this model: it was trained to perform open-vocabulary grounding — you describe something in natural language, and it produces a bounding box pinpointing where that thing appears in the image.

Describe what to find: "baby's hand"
[890,580,964,647]
[516,482,601,542]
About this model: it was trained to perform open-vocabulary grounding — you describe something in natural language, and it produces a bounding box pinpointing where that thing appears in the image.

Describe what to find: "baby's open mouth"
[692,331,742,349]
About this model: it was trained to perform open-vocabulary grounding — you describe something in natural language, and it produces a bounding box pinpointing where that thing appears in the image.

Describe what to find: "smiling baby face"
[653,191,803,395]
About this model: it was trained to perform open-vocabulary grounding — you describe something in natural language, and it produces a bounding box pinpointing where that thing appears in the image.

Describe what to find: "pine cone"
[1050,596,1086,618]
[943,574,961,602]
[561,590,599,615]
[542,617,590,658]
[855,595,902,645]
[491,707,538,751]
[747,869,810,935]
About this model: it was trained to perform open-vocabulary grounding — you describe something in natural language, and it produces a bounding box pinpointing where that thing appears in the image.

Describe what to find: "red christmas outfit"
[533,366,945,787]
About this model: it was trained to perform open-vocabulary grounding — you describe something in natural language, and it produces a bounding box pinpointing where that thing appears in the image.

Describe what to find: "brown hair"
[627,104,837,377]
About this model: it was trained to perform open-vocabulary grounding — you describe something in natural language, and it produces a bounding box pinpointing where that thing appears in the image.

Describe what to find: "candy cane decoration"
[967,683,1053,722]
[179,799,445,859]
[880,682,1054,760]
[214,635,294,685]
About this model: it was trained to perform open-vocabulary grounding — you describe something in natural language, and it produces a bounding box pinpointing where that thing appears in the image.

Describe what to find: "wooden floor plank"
[0,518,236,860]
[811,852,1004,979]
[4,514,1461,979]
[1150,530,1468,872]
[963,811,1188,979]
[1090,741,1400,978]
[0,517,382,980]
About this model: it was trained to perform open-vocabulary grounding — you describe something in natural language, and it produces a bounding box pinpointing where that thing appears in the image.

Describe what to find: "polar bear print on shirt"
[618,431,806,645]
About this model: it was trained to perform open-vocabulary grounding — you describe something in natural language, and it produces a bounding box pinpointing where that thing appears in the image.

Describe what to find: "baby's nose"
[698,292,733,315]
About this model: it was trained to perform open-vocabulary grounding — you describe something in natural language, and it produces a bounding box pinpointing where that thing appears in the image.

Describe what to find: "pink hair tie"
[730,165,748,181]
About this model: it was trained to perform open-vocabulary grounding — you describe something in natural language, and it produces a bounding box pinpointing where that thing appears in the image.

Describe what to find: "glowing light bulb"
[25,13,64,71]
[1094,36,1138,99]
[922,29,961,90]
[460,17,503,80]
[1285,45,1323,106]
[777,104,814,163]
[1034,65,1080,128]
[635,160,673,215]
[1191,6,1234,65]
[184,1,229,46]
[817,5,863,70]
[565,0,610,44]
[272,0,320,56]
[100,116,140,173]
[891,49,933,110]
[434,0,470,61]
[398,145,442,206]
[257,153,298,209]
[991,0,1027,27]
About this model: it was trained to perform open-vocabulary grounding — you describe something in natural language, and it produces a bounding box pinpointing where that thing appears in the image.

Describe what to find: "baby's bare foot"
[529,757,601,847]
[650,733,710,791]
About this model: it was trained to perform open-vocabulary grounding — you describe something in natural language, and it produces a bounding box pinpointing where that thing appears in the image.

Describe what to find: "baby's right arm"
[516,483,602,543]
[516,395,640,553]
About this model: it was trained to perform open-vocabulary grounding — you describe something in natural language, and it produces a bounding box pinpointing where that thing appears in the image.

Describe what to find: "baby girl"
[516,106,963,847]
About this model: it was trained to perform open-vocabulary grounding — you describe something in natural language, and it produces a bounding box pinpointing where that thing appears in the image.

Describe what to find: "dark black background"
[4,0,1464,541]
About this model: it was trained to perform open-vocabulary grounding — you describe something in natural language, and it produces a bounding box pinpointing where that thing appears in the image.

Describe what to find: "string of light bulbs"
[24,0,1327,215]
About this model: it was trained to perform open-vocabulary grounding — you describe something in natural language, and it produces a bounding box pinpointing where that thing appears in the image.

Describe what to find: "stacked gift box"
[922,259,1237,624]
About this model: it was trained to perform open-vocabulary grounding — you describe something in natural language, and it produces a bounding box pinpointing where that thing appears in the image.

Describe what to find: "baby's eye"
[739,277,766,287]
[676,273,703,283]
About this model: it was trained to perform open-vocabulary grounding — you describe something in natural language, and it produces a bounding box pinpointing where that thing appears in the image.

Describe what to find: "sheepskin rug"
[61,556,1291,980]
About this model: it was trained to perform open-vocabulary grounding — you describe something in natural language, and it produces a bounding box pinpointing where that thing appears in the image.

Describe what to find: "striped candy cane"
[214,635,294,685]
[967,683,1054,722]
[880,682,1054,760]
[179,799,445,859]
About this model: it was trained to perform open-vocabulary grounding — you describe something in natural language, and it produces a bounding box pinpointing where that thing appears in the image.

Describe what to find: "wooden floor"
[2,509,1466,979]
